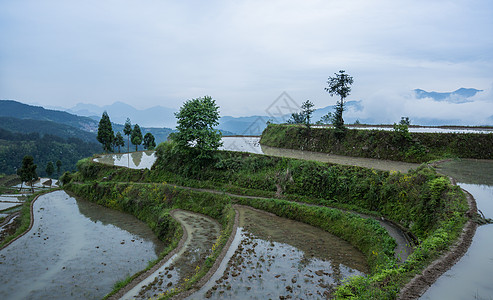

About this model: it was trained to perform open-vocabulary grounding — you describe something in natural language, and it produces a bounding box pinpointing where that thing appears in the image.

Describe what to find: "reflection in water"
[132,151,143,168]
[0,191,165,300]
[421,159,493,300]
[95,137,420,173]
[192,206,368,299]
[94,151,156,169]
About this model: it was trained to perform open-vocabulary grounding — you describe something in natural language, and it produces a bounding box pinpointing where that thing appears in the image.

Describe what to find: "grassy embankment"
[64,136,468,299]
[261,123,493,163]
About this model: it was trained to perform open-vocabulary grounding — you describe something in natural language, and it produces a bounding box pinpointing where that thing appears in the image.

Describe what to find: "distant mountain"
[414,88,483,103]
[0,100,98,132]
[0,99,178,147]
[67,101,177,128]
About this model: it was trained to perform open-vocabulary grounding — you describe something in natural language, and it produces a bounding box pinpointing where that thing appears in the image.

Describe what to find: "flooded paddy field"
[96,137,419,173]
[94,151,156,169]
[0,190,165,300]
[191,206,368,299]
[421,159,493,299]
[122,210,221,300]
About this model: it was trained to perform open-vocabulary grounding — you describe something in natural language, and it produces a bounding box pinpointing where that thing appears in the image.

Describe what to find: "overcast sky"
[1,0,492,124]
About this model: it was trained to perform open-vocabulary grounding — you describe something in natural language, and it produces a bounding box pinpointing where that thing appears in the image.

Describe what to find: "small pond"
[0,190,165,300]
[190,206,368,299]
[421,159,493,300]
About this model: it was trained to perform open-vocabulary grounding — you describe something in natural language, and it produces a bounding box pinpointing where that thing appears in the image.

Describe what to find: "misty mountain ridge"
[67,101,178,128]
[414,88,483,103]
[0,100,98,132]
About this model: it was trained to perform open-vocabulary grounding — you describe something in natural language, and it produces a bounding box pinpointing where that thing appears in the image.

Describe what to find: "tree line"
[0,127,100,177]
[97,112,156,153]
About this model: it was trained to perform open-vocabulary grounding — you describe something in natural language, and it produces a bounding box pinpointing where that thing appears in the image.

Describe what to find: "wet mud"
[120,210,221,300]
[191,206,368,299]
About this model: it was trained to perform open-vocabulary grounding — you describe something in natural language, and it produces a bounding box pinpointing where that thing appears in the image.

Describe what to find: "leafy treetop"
[173,96,222,162]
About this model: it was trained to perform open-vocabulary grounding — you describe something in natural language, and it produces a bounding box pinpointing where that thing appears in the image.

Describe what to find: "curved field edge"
[64,182,235,299]
[64,180,396,298]
[66,146,469,299]
[260,123,493,163]
[0,188,60,249]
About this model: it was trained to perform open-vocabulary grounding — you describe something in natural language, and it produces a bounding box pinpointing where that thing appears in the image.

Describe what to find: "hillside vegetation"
[260,124,493,163]
[0,127,100,176]
[63,141,468,299]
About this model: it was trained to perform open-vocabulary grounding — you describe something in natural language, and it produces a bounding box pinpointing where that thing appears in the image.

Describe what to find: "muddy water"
[95,137,418,173]
[122,209,221,299]
[94,151,156,169]
[421,159,493,300]
[261,144,419,173]
[0,190,165,300]
[192,206,368,299]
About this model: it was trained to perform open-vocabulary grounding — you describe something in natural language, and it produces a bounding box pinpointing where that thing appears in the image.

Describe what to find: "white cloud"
[0,0,492,124]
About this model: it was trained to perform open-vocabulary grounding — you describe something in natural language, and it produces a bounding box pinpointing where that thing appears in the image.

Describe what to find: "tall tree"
[324,70,354,135]
[97,111,114,153]
[114,132,125,153]
[143,132,156,150]
[17,155,37,192]
[131,124,143,151]
[287,100,315,128]
[301,100,315,128]
[173,96,222,162]
[123,118,132,153]
[56,160,62,175]
[45,161,54,177]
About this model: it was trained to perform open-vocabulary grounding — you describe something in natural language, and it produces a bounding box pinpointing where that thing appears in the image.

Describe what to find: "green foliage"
[17,155,37,191]
[143,132,156,150]
[131,124,143,151]
[71,146,468,299]
[172,96,222,164]
[287,100,315,128]
[325,70,354,135]
[392,123,412,149]
[114,132,125,153]
[261,124,493,163]
[97,112,114,153]
[64,180,235,298]
[59,171,73,185]
[45,161,54,177]
[56,160,62,174]
[123,118,132,153]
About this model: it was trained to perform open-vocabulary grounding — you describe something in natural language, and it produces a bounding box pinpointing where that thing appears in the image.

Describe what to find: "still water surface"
[95,137,419,173]
[421,160,493,300]
[0,190,165,300]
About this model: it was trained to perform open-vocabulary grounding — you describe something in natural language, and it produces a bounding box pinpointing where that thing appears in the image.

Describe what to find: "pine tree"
[131,124,143,151]
[17,155,37,192]
[143,132,156,150]
[114,132,125,153]
[97,112,114,152]
[123,118,132,153]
